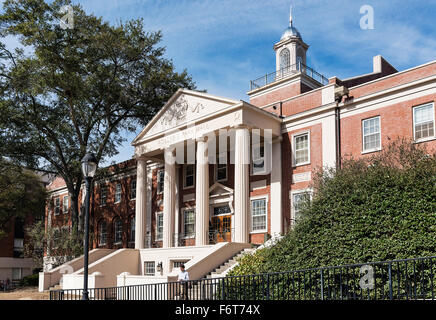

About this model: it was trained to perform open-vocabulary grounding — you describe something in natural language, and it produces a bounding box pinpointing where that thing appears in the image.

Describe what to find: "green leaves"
[0,158,47,236]
[0,0,195,229]
[230,139,436,276]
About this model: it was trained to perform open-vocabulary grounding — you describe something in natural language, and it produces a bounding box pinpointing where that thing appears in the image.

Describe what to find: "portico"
[131,89,282,249]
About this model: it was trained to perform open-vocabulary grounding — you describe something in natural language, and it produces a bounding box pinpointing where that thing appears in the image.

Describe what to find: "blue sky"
[7,0,436,165]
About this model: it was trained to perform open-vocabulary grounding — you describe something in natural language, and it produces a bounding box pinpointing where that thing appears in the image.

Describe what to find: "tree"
[0,0,196,232]
[24,217,87,270]
[230,139,436,275]
[0,158,46,238]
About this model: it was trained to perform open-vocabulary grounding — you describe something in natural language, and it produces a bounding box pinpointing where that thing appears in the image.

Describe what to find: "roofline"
[348,59,436,90]
[132,89,239,145]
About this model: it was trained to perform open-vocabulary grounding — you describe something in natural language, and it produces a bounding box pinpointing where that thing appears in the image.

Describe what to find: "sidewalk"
[0,287,49,300]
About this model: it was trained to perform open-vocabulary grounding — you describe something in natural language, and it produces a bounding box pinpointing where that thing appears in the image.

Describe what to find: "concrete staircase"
[204,247,256,279]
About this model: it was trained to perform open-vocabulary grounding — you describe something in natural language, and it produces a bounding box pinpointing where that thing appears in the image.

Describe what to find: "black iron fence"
[250,63,329,91]
[50,255,436,300]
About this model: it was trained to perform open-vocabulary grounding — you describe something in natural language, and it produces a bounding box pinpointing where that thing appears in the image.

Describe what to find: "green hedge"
[20,273,39,287]
[230,139,436,276]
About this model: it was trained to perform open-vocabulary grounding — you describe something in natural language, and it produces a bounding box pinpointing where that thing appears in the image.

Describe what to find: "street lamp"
[81,153,97,300]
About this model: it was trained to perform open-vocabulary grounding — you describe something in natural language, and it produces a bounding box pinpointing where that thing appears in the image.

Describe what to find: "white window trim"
[289,189,313,228]
[130,179,136,201]
[292,131,311,167]
[113,218,123,245]
[98,221,107,246]
[183,164,195,189]
[144,261,156,276]
[413,102,435,142]
[249,195,268,234]
[114,183,122,204]
[62,196,69,214]
[215,162,228,182]
[54,197,60,216]
[181,207,196,239]
[155,211,163,241]
[100,185,107,207]
[361,116,382,154]
[157,169,164,195]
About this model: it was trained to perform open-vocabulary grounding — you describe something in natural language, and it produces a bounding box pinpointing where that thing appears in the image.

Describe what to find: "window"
[213,205,231,216]
[129,216,135,243]
[130,179,136,200]
[114,183,122,203]
[114,218,123,244]
[52,228,60,248]
[100,185,107,206]
[63,196,69,214]
[98,220,107,246]
[183,209,195,238]
[173,260,189,271]
[252,145,265,175]
[362,116,381,152]
[13,238,24,258]
[156,212,163,241]
[54,197,60,215]
[157,170,164,194]
[216,162,227,181]
[413,103,435,141]
[291,192,311,226]
[293,132,310,166]
[184,164,195,188]
[280,48,290,71]
[144,261,155,276]
[12,268,22,280]
[251,198,267,232]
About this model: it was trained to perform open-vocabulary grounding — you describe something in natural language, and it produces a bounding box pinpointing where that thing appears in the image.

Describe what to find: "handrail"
[50,255,436,300]
[250,63,329,91]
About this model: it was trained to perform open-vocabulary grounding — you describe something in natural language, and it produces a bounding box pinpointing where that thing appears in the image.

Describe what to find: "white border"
[249,195,269,234]
[292,130,311,167]
[361,115,382,154]
[413,102,435,142]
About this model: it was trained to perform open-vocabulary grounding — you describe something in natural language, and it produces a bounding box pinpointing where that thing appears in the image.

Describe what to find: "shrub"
[20,273,39,287]
[230,139,436,276]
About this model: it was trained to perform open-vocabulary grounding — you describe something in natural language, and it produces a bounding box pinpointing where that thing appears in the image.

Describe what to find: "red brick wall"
[341,94,436,158]
[349,62,436,99]
[281,123,323,232]
[249,81,302,108]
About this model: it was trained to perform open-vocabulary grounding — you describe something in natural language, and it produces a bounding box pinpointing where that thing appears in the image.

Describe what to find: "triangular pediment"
[209,182,233,197]
[133,89,238,144]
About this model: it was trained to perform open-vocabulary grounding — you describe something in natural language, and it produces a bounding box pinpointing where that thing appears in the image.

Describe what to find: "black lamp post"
[81,153,97,300]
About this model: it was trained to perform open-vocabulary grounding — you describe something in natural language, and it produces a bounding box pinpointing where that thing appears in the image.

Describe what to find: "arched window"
[129,216,135,243]
[279,48,290,71]
[114,217,123,244]
[98,220,107,246]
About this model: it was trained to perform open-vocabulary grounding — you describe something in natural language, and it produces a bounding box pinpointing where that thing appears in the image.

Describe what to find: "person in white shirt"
[178,264,189,300]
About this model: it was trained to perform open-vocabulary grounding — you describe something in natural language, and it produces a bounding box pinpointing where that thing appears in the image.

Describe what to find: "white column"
[234,127,250,243]
[163,149,176,248]
[135,158,147,249]
[195,137,209,246]
[174,165,180,247]
[270,139,282,237]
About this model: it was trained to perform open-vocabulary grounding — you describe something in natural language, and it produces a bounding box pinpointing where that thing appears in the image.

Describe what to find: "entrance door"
[210,205,232,243]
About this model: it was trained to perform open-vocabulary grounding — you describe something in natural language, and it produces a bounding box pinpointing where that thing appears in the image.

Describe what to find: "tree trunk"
[70,193,80,234]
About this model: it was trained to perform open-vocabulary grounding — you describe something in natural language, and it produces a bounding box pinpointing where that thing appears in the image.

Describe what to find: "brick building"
[41,8,436,291]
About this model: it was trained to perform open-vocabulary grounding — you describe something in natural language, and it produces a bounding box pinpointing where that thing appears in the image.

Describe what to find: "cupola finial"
[289,4,293,27]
